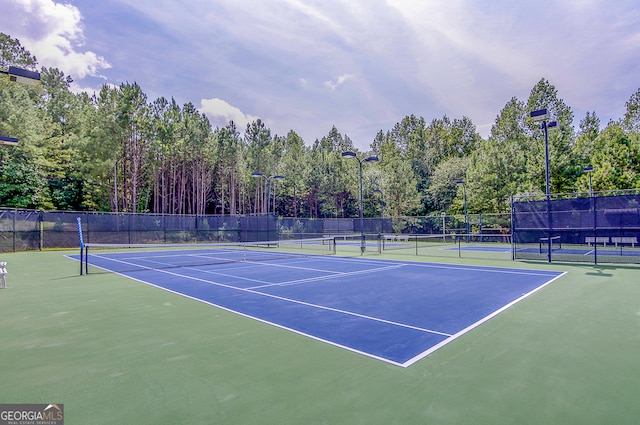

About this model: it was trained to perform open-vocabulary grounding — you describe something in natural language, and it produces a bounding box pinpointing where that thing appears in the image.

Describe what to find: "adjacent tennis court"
[73,244,565,367]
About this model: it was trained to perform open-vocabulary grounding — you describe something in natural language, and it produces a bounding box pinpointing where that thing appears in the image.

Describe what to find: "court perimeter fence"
[2,189,638,265]
[0,209,510,252]
[512,189,640,265]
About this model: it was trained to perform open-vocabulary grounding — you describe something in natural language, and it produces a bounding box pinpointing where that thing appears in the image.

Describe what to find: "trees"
[2,32,640,218]
[525,78,578,195]
[577,123,640,192]
[376,130,421,217]
[307,127,356,218]
[622,88,640,133]
[278,130,309,218]
[0,71,52,208]
[466,97,530,212]
[0,33,37,70]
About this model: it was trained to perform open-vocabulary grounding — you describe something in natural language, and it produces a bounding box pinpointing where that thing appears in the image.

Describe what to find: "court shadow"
[585,268,614,277]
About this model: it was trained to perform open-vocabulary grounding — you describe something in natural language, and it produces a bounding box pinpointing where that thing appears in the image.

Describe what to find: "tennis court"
[73,243,564,367]
[4,248,640,424]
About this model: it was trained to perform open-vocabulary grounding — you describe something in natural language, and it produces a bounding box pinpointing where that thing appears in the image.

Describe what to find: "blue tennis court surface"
[76,251,565,367]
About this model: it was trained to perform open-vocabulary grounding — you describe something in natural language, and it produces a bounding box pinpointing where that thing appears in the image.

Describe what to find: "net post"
[77,217,85,276]
[510,195,515,261]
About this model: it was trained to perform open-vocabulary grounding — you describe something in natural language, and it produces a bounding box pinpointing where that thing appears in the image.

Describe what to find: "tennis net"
[80,237,336,274]
[378,233,513,260]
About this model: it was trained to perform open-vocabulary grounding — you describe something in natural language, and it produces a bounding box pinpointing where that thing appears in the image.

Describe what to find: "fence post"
[12,208,16,252]
[39,211,44,250]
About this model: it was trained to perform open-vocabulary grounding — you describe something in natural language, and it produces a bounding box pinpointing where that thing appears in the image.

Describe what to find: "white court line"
[88,253,452,339]
[128,255,343,286]
[79,253,566,367]
[401,271,567,367]
[247,264,407,290]
[125,253,404,288]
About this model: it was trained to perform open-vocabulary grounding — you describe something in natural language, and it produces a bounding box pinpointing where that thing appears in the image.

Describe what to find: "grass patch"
[1,250,639,424]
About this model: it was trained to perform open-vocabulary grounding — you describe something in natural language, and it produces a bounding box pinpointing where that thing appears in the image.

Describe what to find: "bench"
[539,236,561,253]
[610,236,637,248]
[585,236,609,246]
[385,234,409,242]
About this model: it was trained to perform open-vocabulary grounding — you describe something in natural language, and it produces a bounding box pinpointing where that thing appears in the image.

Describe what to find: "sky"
[2,0,639,150]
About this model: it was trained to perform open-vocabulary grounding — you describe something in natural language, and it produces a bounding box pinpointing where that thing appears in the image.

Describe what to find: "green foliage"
[466,97,530,212]
[0,33,37,69]
[581,123,640,191]
[1,33,640,217]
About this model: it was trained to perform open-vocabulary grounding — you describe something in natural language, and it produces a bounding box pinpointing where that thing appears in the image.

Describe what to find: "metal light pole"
[342,151,378,254]
[583,166,594,197]
[456,181,468,240]
[251,172,284,215]
[252,172,284,243]
[529,108,558,262]
[584,165,596,264]
[373,188,385,236]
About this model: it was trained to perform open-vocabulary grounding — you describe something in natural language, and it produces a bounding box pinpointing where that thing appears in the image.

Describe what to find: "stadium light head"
[341,151,356,158]
[0,135,19,146]
[529,108,549,122]
[6,66,41,87]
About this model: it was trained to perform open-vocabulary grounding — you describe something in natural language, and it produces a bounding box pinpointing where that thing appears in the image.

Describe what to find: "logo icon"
[0,403,64,425]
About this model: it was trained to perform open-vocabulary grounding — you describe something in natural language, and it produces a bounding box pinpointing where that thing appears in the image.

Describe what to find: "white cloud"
[1,0,111,78]
[3,0,638,147]
[324,74,355,91]
[199,98,259,130]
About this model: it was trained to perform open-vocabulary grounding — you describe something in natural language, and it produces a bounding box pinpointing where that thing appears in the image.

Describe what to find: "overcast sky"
[2,0,639,149]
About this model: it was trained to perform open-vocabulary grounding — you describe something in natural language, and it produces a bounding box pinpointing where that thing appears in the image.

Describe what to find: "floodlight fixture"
[0,135,19,146]
[529,108,549,122]
[3,66,41,87]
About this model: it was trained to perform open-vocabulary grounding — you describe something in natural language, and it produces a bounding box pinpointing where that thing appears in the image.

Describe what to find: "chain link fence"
[0,209,511,253]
